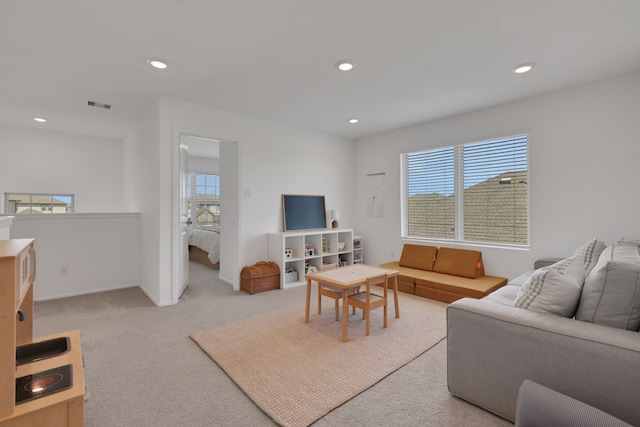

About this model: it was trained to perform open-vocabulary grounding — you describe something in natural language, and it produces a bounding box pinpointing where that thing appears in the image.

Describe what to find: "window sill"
[2,213,140,221]
[402,237,529,251]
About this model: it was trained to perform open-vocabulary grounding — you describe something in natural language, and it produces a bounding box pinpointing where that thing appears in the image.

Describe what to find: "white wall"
[126,97,356,305]
[219,139,238,288]
[189,155,219,174]
[8,214,140,300]
[0,123,141,301]
[0,123,124,212]
[122,102,163,305]
[0,217,12,239]
[355,71,640,280]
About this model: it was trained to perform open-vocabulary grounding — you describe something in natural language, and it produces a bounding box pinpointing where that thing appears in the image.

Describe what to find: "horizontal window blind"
[188,173,220,228]
[402,134,528,245]
[405,147,455,239]
[463,135,528,244]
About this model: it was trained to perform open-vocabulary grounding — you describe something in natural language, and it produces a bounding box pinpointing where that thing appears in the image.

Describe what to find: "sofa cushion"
[398,244,438,271]
[573,237,607,275]
[481,284,520,306]
[433,247,484,279]
[509,270,535,287]
[576,243,640,331]
[618,236,640,245]
[514,256,585,317]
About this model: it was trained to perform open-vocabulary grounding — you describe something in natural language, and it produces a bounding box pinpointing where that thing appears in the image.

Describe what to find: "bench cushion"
[380,261,417,294]
[398,244,438,271]
[415,271,507,299]
[433,247,484,278]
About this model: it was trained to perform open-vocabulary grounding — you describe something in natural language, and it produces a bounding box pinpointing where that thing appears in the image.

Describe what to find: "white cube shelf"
[268,229,355,289]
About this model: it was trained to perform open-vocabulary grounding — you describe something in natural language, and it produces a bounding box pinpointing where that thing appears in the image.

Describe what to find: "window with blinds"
[401,134,529,246]
[187,173,220,228]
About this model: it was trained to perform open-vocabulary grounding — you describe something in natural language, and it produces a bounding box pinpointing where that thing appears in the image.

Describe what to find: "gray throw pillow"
[514,256,585,318]
[575,243,640,331]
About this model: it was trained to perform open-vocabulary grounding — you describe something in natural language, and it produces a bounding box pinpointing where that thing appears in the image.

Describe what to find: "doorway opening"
[174,133,240,304]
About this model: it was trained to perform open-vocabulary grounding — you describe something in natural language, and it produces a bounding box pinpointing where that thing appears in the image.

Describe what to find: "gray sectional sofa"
[447,238,640,425]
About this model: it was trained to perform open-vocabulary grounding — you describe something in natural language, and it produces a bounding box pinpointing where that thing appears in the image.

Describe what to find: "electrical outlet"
[390,249,395,258]
[60,265,69,275]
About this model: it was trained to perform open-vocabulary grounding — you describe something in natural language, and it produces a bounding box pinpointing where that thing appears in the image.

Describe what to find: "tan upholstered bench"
[380,244,507,303]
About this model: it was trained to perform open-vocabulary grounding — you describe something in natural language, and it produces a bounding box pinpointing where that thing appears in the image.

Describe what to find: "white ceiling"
[2,1,640,141]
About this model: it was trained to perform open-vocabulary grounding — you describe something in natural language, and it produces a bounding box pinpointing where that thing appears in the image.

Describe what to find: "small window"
[401,134,529,246]
[187,174,220,228]
[4,193,75,214]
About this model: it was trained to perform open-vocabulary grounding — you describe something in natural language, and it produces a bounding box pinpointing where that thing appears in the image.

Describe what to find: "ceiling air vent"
[87,101,111,110]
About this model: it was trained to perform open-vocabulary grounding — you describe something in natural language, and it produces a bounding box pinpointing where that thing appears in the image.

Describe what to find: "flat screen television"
[282,194,327,231]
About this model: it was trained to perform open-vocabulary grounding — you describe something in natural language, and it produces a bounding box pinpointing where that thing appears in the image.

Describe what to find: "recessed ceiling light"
[512,63,535,74]
[146,58,168,69]
[348,118,359,124]
[33,117,47,123]
[336,60,356,71]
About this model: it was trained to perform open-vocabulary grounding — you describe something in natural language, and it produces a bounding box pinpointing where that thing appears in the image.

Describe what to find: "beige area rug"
[190,292,447,427]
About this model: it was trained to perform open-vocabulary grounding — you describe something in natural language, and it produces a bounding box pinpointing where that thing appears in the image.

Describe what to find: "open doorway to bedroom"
[182,135,222,272]
[174,132,240,304]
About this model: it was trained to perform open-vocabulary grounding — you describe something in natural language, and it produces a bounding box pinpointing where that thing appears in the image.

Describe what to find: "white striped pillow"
[514,256,586,317]
[573,237,606,276]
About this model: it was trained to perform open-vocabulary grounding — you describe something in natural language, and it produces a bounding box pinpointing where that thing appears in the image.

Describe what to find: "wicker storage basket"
[240,261,280,294]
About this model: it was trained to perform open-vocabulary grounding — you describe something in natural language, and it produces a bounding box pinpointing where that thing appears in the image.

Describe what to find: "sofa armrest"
[447,298,640,425]
[515,380,632,427]
[533,258,563,269]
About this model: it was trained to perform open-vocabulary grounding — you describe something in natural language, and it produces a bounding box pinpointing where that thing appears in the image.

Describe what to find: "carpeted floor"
[191,292,447,426]
[31,261,513,426]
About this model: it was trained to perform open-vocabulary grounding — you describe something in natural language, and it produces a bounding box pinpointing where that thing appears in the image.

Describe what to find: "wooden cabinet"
[268,229,356,289]
[0,239,84,427]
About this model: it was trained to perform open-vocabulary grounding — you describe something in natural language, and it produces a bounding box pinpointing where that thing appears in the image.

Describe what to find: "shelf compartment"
[268,229,357,289]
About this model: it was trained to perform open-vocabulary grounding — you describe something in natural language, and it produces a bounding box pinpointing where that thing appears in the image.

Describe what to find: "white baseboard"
[34,283,141,302]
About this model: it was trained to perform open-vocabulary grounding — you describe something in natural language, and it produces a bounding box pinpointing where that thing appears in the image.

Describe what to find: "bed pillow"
[514,256,586,317]
[575,243,640,331]
[573,237,606,276]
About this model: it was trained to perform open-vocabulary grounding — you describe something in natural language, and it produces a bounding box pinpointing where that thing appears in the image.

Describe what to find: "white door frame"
[172,127,242,304]
[177,137,190,298]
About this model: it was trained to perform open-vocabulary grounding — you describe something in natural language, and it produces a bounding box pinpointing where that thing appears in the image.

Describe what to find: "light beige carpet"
[191,292,447,427]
